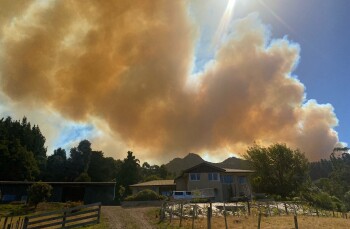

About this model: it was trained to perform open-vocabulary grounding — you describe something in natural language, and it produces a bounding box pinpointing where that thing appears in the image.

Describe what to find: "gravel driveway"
[101,206,158,229]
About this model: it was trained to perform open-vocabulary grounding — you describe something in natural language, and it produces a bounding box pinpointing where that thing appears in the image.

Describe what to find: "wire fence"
[159,200,349,229]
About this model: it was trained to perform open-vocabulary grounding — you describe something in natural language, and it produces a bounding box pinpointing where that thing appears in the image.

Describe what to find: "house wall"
[221,173,252,200]
[187,172,223,201]
[177,174,252,202]
[175,176,187,191]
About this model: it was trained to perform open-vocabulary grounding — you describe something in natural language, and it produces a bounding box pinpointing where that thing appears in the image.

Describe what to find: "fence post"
[276,203,280,216]
[284,203,289,215]
[179,203,183,227]
[97,203,102,223]
[247,201,251,215]
[62,211,67,227]
[192,205,196,229]
[223,202,228,229]
[21,218,28,229]
[15,218,20,229]
[2,216,8,229]
[257,212,262,229]
[207,203,212,229]
[294,214,299,229]
[19,218,24,229]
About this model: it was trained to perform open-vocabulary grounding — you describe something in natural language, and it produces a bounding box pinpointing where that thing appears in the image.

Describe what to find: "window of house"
[190,173,200,181]
[221,175,233,184]
[238,176,247,184]
[208,173,219,181]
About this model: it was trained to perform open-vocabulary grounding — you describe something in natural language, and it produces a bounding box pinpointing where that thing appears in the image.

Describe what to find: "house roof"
[183,162,226,173]
[223,168,255,173]
[130,179,175,187]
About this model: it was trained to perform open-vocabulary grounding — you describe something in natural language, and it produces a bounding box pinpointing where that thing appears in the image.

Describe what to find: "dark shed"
[0,181,115,205]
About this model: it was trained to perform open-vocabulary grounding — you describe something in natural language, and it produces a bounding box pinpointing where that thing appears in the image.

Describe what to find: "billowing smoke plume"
[0,0,338,161]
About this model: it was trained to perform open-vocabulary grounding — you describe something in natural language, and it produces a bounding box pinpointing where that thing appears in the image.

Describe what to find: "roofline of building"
[183,162,226,173]
[0,181,116,185]
[130,183,176,187]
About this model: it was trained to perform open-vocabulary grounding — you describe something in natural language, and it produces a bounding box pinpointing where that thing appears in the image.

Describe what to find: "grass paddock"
[155,214,350,228]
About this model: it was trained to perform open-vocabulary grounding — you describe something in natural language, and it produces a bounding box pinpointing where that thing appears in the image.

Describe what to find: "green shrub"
[124,189,165,201]
[64,201,83,209]
[28,182,53,208]
[190,198,210,203]
[74,172,91,182]
[301,186,345,211]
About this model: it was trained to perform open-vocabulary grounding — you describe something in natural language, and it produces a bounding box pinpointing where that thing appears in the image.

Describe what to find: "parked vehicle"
[171,191,193,200]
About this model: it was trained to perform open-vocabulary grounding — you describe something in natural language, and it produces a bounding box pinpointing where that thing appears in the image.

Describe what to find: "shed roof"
[130,180,175,187]
[0,181,115,186]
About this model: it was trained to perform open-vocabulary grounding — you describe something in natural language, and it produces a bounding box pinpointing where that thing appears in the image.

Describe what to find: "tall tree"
[45,148,67,181]
[140,162,170,181]
[67,140,92,181]
[0,139,39,180]
[309,159,333,181]
[116,151,141,198]
[88,151,122,182]
[0,116,46,180]
[244,143,309,198]
[327,151,350,198]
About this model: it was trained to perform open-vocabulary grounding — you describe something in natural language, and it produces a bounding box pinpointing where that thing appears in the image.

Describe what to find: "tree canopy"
[244,143,309,198]
[116,151,141,196]
[0,117,45,180]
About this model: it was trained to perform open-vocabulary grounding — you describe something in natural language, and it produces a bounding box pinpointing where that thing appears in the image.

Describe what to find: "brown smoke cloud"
[0,0,339,162]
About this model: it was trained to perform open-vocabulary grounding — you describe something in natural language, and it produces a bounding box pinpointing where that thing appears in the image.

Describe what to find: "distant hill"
[165,153,204,177]
[165,153,251,177]
[213,157,251,170]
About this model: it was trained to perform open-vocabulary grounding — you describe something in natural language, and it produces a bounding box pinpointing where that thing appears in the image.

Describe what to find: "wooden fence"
[0,202,102,229]
[160,200,349,229]
[1,216,24,229]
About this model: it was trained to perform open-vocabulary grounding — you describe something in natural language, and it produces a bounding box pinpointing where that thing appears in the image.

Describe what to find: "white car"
[172,191,193,200]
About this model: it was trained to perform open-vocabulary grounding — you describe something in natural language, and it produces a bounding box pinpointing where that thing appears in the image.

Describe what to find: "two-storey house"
[175,162,254,201]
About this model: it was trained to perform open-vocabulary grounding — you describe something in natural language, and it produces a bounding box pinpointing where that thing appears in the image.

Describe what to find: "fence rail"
[20,202,101,229]
[160,200,349,229]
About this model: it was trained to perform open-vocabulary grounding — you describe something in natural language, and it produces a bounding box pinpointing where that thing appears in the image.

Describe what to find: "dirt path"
[101,206,158,229]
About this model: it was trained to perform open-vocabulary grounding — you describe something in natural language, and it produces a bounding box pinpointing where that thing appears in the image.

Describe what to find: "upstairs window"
[221,175,233,184]
[238,176,247,184]
[208,173,219,181]
[190,173,200,181]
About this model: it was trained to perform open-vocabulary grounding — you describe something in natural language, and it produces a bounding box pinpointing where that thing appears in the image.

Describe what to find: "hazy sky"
[0,0,348,163]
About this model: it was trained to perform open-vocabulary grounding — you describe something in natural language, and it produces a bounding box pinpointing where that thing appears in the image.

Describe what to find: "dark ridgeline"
[165,152,251,177]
